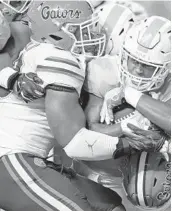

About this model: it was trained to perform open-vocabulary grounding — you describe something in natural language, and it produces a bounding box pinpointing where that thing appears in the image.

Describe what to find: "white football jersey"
[83,55,171,187]
[84,55,120,98]
[0,42,85,158]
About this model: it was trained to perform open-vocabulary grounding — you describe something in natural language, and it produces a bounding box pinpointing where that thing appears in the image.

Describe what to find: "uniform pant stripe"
[5,154,73,211]
[17,154,84,211]
[2,155,56,211]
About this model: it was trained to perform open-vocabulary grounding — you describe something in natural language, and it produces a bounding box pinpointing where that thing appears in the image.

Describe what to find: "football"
[113,103,135,124]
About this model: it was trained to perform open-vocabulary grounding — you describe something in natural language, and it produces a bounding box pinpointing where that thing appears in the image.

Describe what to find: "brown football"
[113,103,135,124]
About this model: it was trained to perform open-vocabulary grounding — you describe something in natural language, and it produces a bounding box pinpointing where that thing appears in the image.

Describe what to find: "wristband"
[124,87,143,108]
[0,67,19,89]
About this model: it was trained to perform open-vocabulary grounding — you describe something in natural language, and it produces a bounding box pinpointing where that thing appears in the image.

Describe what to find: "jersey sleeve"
[36,48,85,96]
[84,55,120,98]
[19,43,85,96]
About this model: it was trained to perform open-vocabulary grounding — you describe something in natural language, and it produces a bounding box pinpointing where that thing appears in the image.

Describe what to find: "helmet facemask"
[67,15,106,58]
[0,0,32,21]
[120,48,170,92]
[27,1,106,58]
[0,0,32,13]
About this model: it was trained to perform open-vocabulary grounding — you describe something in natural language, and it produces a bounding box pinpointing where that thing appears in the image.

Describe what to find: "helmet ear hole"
[49,35,62,41]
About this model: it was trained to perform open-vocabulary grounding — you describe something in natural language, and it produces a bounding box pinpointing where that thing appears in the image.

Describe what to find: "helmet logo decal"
[41,6,82,20]
[135,50,147,59]
[156,162,171,202]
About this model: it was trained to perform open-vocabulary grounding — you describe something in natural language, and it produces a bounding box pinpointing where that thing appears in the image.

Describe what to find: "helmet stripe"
[137,18,166,53]
[137,152,148,206]
[135,153,141,206]
[143,152,149,206]
[102,5,126,40]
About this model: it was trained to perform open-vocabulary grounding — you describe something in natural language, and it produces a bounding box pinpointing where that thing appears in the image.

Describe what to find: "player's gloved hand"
[120,110,150,136]
[100,85,124,125]
[123,123,166,152]
[13,72,46,103]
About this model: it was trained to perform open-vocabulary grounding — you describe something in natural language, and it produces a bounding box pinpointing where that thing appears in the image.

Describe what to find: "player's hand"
[120,110,150,136]
[13,72,46,103]
[100,86,124,125]
[123,123,166,152]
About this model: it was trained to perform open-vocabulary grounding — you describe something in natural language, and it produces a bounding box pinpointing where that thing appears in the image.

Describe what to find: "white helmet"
[0,10,11,51]
[120,152,171,210]
[114,0,148,22]
[95,2,135,56]
[120,16,171,92]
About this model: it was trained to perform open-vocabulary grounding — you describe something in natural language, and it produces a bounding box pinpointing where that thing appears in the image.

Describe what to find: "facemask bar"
[1,0,32,13]
[120,48,170,92]
[67,14,106,58]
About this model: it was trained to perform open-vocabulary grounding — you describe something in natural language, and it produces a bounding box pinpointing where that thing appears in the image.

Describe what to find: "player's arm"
[45,88,121,161]
[85,93,123,137]
[45,88,165,160]
[0,21,44,101]
[0,52,16,97]
[137,95,171,133]
[125,87,171,134]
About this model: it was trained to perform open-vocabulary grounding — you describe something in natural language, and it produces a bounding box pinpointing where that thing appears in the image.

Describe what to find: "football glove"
[123,123,166,152]
[100,85,125,124]
[13,72,46,103]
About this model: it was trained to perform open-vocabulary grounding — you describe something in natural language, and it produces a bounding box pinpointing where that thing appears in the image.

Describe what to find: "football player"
[94,13,171,210]
[100,15,171,147]
[0,0,46,101]
[0,1,130,211]
[73,3,170,190]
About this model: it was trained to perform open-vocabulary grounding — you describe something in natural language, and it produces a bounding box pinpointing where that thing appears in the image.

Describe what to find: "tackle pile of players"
[0,1,171,211]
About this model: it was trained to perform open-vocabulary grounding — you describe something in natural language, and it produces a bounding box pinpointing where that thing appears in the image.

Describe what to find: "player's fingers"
[104,104,111,125]
[21,85,38,99]
[100,102,106,123]
[20,91,33,103]
[34,90,44,97]
[127,123,145,133]
[123,130,140,139]
[125,137,142,150]
[127,123,156,138]
[23,83,44,99]
[33,84,45,94]
[107,106,114,123]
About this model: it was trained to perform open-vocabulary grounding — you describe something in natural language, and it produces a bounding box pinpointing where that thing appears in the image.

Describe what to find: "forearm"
[89,122,123,137]
[64,128,120,161]
[46,90,123,161]
[0,52,19,90]
[46,90,86,148]
[0,86,10,97]
[137,94,171,133]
